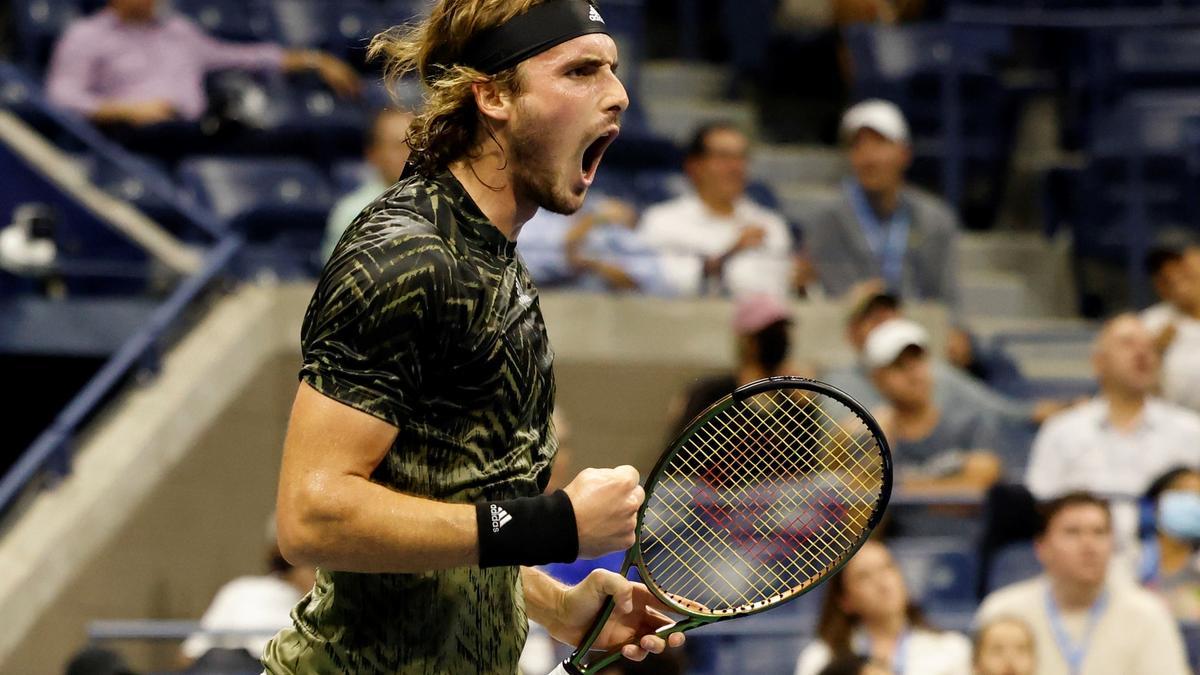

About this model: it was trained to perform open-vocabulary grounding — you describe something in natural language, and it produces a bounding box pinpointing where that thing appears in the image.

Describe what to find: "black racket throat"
[560,376,893,675]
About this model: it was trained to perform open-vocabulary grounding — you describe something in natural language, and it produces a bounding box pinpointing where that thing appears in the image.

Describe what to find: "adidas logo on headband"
[589,6,604,23]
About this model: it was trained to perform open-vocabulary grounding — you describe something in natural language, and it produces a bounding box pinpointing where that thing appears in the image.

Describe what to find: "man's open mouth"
[581,127,620,185]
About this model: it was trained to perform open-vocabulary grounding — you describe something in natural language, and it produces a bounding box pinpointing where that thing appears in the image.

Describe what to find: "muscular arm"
[275,381,479,573]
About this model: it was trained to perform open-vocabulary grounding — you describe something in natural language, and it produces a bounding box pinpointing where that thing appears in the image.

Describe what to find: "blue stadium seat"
[13,0,85,71]
[985,541,1040,594]
[172,0,278,43]
[331,161,375,195]
[178,157,333,248]
[892,538,979,607]
[272,0,391,66]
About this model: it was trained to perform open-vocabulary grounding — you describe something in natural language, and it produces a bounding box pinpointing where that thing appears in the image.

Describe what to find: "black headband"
[459,0,610,75]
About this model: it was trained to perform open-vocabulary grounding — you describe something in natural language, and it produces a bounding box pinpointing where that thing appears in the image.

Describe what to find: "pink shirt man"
[46,8,284,121]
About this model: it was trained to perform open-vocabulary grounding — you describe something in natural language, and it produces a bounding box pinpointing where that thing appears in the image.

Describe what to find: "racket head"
[631,375,892,620]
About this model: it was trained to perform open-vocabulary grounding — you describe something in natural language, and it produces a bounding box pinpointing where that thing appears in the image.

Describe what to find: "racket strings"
[640,389,885,615]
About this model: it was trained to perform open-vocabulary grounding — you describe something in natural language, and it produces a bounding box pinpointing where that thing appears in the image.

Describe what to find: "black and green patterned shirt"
[262,170,557,674]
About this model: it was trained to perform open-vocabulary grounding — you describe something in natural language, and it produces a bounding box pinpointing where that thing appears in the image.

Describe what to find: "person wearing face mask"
[975,492,1190,675]
[973,617,1037,675]
[670,294,814,433]
[1138,467,1200,620]
[794,539,972,675]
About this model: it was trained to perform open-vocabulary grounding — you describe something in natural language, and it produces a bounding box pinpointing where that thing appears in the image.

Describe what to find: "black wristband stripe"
[476,490,579,568]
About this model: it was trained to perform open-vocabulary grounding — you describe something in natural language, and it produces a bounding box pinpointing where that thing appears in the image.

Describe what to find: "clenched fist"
[562,466,644,558]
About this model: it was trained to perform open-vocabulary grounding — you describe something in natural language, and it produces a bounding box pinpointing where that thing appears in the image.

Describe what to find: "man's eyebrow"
[564,55,619,72]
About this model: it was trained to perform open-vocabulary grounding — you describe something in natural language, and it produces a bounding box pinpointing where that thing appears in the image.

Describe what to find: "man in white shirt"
[975,492,1190,675]
[1142,232,1200,412]
[1024,314,1200,551]
[637,122,796,298]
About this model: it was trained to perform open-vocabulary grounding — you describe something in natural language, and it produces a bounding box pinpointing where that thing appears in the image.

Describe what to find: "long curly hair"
[368,0,546,176]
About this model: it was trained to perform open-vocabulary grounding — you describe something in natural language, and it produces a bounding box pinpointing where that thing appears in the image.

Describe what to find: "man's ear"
[472,79,513,124]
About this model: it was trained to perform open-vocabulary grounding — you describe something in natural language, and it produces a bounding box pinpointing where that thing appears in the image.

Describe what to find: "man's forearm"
[278,474,479,573]
[522,566,568,632]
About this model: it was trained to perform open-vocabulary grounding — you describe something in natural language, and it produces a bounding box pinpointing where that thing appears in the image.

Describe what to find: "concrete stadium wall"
[0,284,948,673]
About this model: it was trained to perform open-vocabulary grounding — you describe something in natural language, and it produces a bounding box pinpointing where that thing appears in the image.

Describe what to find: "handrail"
[0,61,227,239]
[0,235,243,518]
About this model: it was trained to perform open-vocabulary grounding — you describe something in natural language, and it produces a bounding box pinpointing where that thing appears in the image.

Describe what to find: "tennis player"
[262,1,684,673]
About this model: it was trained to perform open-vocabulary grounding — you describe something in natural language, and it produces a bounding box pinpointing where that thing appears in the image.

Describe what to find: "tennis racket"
[549,375,892,675]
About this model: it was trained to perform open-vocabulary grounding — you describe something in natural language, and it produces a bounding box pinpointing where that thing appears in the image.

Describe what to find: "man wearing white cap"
[866,317,1002,493]
[804,99,962,307]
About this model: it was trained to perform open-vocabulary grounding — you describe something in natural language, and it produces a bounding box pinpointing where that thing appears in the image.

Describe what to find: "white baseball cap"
[864,318,928,369]
[841,99,911,145]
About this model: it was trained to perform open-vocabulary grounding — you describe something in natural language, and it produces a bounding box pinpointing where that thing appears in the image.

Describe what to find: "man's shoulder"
[1040,399,1102,435]
[978,577,1044,618]
[60,9,118,41]
[1148,398,1200,431]
[641,194,697,223]
[905,187,959,230]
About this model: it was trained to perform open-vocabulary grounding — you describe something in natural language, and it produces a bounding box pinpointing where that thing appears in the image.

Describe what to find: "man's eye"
[570,65,597,77]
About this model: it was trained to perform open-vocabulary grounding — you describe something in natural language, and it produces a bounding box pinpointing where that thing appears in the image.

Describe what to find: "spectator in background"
[975,492,1190,675]
[822,284,1062,429]
[179,515,316,665]
[638,122,799,298]
[804,100,960,307]
[516,197,669,293]
[1138,467,1200,621]
[973,616,1037,675]
[1143,232,1200,413]
[45,0,359,129]
[831,0,928,24]
[1024,315,1200,554]
[865,317,1003,493]
[816,656,891,675]
[322,108,415,262]
[794,539,971,675]
[671,293,814,434]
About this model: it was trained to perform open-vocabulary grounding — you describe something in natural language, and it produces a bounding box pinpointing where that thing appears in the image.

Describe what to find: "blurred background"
[4,0,1200,673]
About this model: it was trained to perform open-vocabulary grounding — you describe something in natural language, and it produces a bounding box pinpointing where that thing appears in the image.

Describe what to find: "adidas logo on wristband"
[490,505,512,533]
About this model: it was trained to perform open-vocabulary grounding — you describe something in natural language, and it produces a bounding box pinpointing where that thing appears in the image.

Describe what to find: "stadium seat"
[272,0,391,67]
[178,157,333,248]
[12,0,84,71]
[172,0,278,43]
[891,538,979,607]
[331,161,376,195]
[985,541,1040,594]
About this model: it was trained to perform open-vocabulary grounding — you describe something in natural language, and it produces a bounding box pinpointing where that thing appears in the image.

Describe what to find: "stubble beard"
[508,115,586,216]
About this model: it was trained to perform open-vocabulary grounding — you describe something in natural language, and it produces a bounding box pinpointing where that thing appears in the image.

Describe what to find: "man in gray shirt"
[804,99,960,307]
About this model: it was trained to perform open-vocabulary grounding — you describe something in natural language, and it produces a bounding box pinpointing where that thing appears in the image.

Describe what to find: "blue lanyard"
[1140,538,1161,586]
[845,178,911,292]
[1044,586,1108,675]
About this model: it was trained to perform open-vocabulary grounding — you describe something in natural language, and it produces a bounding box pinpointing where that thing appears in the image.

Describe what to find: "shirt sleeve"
[793,640,831,675]
[299,217,455,427]
[178,16,285,73]
[1024,421,1063,498]
[45,23,104,116]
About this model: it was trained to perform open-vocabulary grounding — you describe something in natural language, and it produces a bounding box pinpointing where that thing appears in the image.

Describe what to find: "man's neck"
[891,398,938,438]
[864,184,902,220]
[697,191,736,218]
[1049,576,1105,613]
[1103,388,1147,431]
[449,149,537,242]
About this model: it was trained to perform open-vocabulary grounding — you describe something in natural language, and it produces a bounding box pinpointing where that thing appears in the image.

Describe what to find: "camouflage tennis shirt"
[262,170,557,674]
